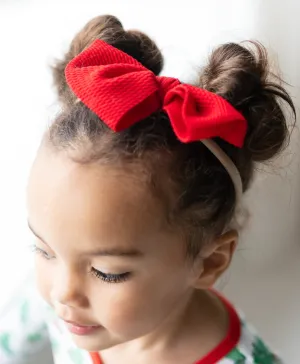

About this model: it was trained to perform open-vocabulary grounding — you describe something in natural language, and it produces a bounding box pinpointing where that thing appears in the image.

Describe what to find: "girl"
[0,14,295,364]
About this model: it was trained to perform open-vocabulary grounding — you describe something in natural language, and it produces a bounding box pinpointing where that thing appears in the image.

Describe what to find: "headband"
[65,40,247,201]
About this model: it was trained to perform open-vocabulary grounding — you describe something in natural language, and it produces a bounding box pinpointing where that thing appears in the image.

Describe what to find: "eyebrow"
[27,221,143,258]
[87,247,142,257]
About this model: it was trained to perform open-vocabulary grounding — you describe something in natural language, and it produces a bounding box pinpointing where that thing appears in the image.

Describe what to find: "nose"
[51,264,89,309]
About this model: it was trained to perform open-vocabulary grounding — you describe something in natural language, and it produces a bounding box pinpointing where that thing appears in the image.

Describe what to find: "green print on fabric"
[226,347,246,363]
[68,348,84,364]
[20,299,30,325]
[27,332,43,343]
[252,337,278,364]
[51,337,59,352]
[0,333,13,355]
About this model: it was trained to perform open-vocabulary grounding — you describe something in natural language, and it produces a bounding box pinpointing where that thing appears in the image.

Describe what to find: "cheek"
[35,258,52,304]
[90,272,188,338]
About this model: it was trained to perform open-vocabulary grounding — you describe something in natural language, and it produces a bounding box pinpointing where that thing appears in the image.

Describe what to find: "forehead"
[27,147,166,254]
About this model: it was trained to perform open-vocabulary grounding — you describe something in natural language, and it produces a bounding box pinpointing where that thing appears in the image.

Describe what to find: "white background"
[0,0,299,363]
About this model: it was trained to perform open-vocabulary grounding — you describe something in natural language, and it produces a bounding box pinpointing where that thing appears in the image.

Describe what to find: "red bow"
[65,40,247,147]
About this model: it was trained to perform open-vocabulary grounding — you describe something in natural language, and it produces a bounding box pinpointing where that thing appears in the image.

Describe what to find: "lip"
[64,320,102,336]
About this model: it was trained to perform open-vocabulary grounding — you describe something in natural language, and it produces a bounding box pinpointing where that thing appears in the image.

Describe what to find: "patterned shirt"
[0,277,283,364]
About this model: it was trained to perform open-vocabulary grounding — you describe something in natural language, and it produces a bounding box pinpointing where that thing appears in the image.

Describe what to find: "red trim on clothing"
[90,351,102,364]
[89,292,241,364]
[194,292,241,364]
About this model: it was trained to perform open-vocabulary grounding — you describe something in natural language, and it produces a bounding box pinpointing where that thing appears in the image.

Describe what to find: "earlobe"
[193,230,238,289]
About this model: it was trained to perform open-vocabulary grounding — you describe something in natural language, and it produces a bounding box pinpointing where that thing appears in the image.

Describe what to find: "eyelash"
[91,268,130,284]
[31,245,130,284]
[31,245,54,260]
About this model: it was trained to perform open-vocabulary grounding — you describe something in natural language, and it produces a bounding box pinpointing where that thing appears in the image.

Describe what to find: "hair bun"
[122,30,163,76]
[52,15,163,107]
[200,42,295,162]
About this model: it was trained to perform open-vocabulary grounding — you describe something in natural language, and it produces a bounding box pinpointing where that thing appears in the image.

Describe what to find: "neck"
[137,288,195,350]
[101,290,229,363]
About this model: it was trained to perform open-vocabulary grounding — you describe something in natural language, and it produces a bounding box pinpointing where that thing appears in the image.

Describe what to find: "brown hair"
[48,15,296,256]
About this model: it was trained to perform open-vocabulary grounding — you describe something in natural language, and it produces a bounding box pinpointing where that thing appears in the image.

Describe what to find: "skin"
[27,145,237,364]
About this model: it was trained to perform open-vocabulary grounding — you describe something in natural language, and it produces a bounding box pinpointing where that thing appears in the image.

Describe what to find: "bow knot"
[156,76,181,102]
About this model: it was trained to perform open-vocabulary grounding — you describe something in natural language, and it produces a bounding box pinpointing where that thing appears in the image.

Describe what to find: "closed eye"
[31,244,131,283]
[31,245,55,260]
[91,268,130,283]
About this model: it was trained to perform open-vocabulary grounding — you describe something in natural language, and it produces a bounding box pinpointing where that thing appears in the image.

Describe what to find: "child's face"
[27,146,200,352]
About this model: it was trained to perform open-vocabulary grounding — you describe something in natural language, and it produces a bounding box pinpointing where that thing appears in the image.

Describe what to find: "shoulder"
[0,274,49,362]
[223,319,284,363]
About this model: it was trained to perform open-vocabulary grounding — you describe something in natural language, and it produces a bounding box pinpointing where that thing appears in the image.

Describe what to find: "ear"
[193,230,238,289]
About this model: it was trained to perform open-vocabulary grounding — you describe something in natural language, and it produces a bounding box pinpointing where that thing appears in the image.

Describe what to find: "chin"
[71,332,122,352]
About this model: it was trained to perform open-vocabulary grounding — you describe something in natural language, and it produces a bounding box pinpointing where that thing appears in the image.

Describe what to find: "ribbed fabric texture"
[65,39,247,147]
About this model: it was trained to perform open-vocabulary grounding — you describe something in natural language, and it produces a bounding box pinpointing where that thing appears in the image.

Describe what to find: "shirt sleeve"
[0,275,53,364]
[225,319,286,364]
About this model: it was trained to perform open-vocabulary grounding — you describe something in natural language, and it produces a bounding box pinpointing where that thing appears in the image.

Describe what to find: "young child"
[0,14,295,364]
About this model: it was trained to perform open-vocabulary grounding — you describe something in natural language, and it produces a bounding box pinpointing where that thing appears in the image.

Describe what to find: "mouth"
[64,320,102,336]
